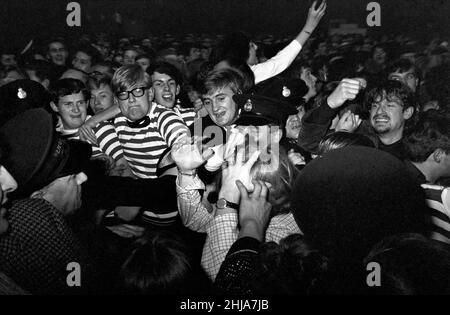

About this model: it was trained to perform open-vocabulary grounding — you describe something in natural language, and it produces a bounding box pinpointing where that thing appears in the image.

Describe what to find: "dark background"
[1,0,449,48]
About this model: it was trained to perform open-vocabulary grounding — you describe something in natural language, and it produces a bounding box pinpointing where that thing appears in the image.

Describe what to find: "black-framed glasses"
[116,87,147,101]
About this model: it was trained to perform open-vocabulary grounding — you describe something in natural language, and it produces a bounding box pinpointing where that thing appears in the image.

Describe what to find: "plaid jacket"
[0,198,98,294]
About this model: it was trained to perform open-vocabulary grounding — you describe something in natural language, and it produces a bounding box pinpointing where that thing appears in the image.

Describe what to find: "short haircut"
[365,80,417,110]
[111,64,151,94]
[147,61,182,86]
[219,57,255,93]
[49,78,90,104]
[200,68,244,96]
[250,234,328,295]
[318,132,376,156]
[46,39,67,51]
[388,58,421,81]
[404,110,450,162]
[87,76,112,91]
[119,231,210,294]
[72,45,101,64]
[364,233,450,294]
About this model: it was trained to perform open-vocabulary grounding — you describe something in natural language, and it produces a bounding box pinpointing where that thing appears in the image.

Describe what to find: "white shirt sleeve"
[251,40,302,84]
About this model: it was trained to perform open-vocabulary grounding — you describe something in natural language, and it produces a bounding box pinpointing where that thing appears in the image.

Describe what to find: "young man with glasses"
[91,65,190,177]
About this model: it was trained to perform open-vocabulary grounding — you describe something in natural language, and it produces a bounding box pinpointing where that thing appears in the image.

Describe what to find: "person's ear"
[433,149,445,163]
[50,101,59,113]
[148,87,155,102]
[176,84,180,96]
[403,106,414,120]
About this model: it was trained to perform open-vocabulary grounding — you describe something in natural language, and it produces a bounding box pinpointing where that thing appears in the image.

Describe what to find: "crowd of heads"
[1,7,450,295]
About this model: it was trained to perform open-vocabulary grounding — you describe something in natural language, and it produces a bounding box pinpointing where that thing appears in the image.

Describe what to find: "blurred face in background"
[48,42,68,66]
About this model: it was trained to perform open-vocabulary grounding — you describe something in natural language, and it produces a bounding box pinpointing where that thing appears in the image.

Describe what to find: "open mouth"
[215,112,226,119]
[162,94,174,102]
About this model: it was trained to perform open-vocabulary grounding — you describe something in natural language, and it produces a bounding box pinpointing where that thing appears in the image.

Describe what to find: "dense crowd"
[1,1,450,295]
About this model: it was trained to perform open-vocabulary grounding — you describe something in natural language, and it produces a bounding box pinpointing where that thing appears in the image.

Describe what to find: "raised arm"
[251,1,327,84]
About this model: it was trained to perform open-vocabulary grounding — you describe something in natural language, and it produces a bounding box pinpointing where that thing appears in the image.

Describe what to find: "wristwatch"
[216,198,239,210]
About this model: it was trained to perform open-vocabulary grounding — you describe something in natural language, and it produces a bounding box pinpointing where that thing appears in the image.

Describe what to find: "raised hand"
[219,147,260,204]
[171,136,214,172]
[236,179,272,241]
[304,0,327,32]
[335,110,362,133]
[327,78,366,109]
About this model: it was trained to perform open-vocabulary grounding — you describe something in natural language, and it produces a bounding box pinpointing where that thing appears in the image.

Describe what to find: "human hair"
[365,80,417,111]
[49,78,90,104]
[404,110,450,163]
[388,58,421,81]
[147,61,182,86]
[218,57,255,93]
[111,64,151,94]
[200,68,244,96]
[46,39,67,51]
[118,231,210,295]
[91,61,115,78]
[250,145,300,215]
[72,45,101,65]
[251,234,328,295]
[23,60,52,82]
[317,132,375,156]
[87,76,112,91]
[364,233,450,294]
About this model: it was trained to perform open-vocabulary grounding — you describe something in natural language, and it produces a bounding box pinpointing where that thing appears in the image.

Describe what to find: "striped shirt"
[98,104,189,179]
[173,105,196,127]
[56,115,124,161]
[422,184,450,244]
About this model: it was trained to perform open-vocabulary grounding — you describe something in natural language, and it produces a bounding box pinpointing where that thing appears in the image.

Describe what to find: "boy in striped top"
[101,64,190,178]
[403,110,450,244]
[147,61,197,126]
[49,78,127,172]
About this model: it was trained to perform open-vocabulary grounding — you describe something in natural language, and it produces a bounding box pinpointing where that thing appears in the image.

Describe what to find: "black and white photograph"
[0,0,450,302]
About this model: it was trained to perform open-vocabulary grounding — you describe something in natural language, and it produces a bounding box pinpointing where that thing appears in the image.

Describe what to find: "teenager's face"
[203,86,239,127]
[52,92,88,129]
[72,51,92,73]
[48,42,68,66]
[151,72,179,109]
[123,50,138,65]
[117,83,154,121]
[89,84,115,114]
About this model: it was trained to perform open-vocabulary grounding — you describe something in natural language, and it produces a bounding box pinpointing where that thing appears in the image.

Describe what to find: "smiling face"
[202,86,239,127]
[48,42,68,66]
[51,92,88,129]
[123,49,138,65]
[151,72,180,109]
[369,93,413,140]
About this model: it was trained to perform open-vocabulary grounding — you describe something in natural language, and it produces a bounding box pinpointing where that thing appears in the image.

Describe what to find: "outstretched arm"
[251,1,327,84]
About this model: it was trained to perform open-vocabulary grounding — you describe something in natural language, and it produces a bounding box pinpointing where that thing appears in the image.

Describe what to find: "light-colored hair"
[250,146,299,215]
[111,64,151,94]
